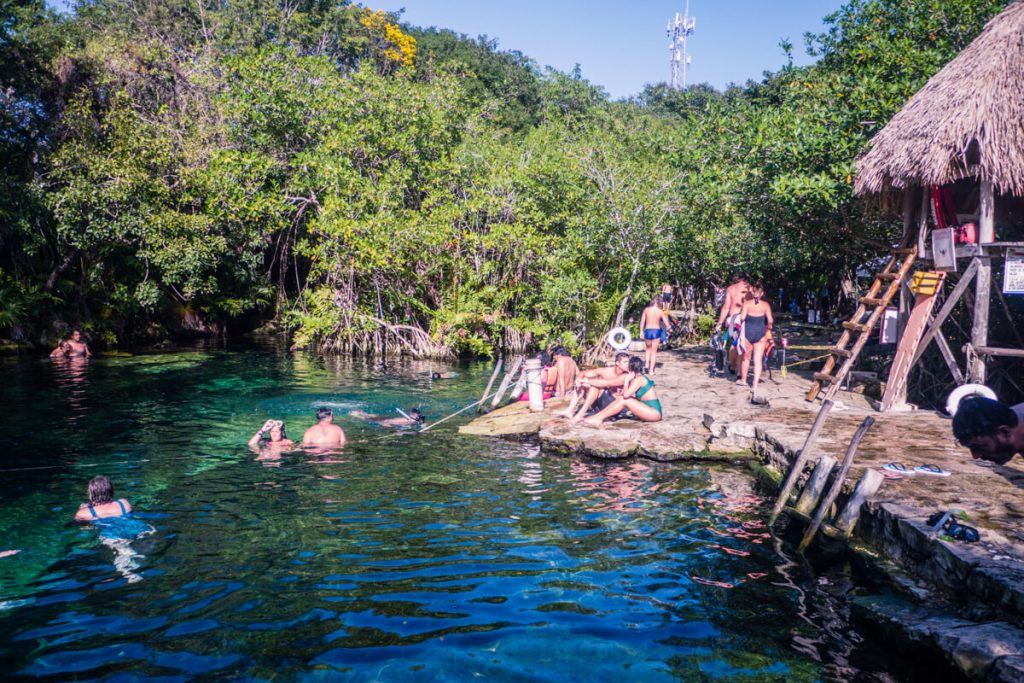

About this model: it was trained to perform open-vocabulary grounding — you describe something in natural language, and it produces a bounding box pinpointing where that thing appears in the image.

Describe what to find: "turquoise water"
[0,341,888,680]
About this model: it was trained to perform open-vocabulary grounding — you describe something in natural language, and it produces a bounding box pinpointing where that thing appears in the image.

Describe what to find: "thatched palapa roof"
[855,1,1024,197]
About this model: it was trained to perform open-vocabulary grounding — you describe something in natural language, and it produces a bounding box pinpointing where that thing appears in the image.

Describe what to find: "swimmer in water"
[430,371,458,380]
[350,408,425,428]
[74,475,153,583]
[248,419,296,459]
[302,407,347,449]
[50,328,91,358]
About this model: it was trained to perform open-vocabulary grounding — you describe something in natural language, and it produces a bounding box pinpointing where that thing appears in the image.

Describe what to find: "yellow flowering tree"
[359,9,415,74]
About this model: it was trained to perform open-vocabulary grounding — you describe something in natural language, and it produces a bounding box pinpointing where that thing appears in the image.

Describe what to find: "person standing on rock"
[952,397,1024,465]
[639,296,667,375]
[716,274,751,375]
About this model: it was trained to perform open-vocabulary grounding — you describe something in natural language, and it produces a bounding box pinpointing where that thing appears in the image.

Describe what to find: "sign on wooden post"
[1004,248,1024,294]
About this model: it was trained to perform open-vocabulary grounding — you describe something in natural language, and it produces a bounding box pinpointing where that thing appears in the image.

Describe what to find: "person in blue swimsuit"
[75,475,154,582]
[639,296,667,375]
[584,357,663,425]
[737,280,774,395]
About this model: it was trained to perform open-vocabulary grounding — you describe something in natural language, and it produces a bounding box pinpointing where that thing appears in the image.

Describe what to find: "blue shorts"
[643,328,662,341]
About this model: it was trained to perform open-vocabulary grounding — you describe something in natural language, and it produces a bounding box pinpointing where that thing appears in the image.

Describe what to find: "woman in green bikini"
[584,357,663,425]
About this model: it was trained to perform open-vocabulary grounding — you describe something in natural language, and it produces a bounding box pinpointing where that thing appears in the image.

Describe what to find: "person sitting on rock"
[557,352,632,422]
[549,346,579,398]
[583,356,662,426]
[952,396,1024,465]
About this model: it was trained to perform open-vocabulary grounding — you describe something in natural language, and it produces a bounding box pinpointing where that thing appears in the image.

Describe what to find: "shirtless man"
[50,329,91,358]
[952,397,1024,465]
[549,346,579,398]
[557,352,632,422]
[716,274,751,374]
[301,407,347,449]
[639,296,667,375]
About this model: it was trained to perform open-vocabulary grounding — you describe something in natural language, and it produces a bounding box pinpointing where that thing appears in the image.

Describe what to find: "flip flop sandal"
[882,470,903,481]
[915,464,951,476]
[883,463,911,474]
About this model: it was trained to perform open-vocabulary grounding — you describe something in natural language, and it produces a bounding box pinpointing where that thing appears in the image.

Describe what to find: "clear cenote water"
[0,340,896,681]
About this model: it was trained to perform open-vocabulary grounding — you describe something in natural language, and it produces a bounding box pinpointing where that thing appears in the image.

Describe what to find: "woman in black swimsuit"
[737,281,774,394]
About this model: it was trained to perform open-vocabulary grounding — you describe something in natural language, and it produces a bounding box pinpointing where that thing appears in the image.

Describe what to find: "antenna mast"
[667,1,696,89]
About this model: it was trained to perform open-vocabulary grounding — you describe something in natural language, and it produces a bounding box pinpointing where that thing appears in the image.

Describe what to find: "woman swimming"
[639,296,667,375]
[737,280,774,395]
[248,418,297,461]
[584,356,663,426]
[74,475,154,582]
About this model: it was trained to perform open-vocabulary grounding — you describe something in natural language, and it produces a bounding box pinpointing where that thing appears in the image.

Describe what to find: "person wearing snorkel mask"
[350,408,426,428]
[248,418,296,455]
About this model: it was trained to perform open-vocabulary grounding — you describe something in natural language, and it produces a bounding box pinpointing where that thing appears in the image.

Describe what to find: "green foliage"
[0,0,1011,355]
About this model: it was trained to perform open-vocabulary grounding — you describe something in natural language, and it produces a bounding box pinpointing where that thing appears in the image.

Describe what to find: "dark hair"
[628,356,645,374]
[952,397,1018,442]
[409,408,425,422]
[87,475,114,505]
[272,421,287,440]
[551,345,570,358]
[539,351,552,367]
[614,351,630,363]
[731,273,748,284]
[431,372,441,380]
[749,279,764,292]
[316,407,333,421]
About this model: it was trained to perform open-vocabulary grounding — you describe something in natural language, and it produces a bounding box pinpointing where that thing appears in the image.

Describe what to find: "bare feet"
[582,417,604,427]
[735,379,746,386]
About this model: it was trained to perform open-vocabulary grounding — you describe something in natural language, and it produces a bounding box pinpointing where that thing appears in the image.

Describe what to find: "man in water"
[716,273,751,374]
[302,407,347,448]
[952,396,1024,465]
[431,372,458,380]
[50,328,92,358]
[350,408,425,428]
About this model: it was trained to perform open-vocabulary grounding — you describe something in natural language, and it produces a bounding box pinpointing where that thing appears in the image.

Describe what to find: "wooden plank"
[975,346,1024,359]
[971,258,991,382]
[799,417,875,552]
[490,356,524,407]
[933,331,965,385]
[769,399,834,525]
[833,469,884,537]
[980,180,995,243]
[794,456,837,516]
[477,356,504,413]
[880,274,945,411]
[917,189,930,256]
[910,258,979,367]
[901,188,917,246]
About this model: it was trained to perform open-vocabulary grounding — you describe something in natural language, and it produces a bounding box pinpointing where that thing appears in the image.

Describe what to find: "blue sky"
[390,1,845,99]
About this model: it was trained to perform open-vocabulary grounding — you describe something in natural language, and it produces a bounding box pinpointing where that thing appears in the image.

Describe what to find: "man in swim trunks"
[952,397,1024,465]
[50,328,91,358]
[302,407,347,449]
[558,352,632,422]
[660,283,673,312]
[716,273,751,374]
[639,296,667,375]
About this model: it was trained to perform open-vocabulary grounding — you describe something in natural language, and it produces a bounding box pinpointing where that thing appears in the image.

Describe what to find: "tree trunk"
[614,259,641,328]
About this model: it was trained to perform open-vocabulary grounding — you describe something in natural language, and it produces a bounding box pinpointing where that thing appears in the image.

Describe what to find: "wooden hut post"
[970,180,995,383]
[897,189,919,341]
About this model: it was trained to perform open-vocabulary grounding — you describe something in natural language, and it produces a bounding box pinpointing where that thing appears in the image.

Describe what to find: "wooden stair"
[806,244,919,402]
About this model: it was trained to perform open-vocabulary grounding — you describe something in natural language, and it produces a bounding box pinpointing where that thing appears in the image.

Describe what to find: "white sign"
[1005,248,1024,294]
[932,227,956,271]
[879,307,898,344]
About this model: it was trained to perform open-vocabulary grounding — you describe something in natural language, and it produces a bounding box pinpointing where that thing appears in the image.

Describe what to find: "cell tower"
[667,1,696,89]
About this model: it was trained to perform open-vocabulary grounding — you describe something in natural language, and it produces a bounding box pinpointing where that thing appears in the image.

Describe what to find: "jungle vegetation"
[0,0,1010,356]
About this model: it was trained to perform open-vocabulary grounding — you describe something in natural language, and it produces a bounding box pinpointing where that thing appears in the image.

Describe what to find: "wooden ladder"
[806,245,919,402]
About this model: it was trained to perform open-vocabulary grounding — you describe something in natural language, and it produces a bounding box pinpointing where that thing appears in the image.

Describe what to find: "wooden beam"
[911,258,979,367]
[918,187,930,256]
[971,258,991,382]
[901,188,917,247]
[980,180,995,243]
[769,399,833,526]
[975,346,1024,359]
[933,331,965,385]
